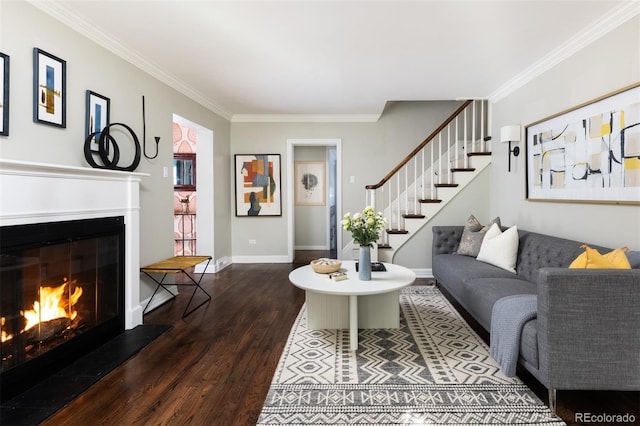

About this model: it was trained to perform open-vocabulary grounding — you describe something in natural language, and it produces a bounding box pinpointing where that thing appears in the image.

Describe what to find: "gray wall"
[1,1,232,301]
[230,101,462,261]
[294,146,329,249]
[491,16,640,250]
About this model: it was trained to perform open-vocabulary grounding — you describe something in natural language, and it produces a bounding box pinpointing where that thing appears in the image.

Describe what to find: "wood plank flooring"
[43,253,638,425]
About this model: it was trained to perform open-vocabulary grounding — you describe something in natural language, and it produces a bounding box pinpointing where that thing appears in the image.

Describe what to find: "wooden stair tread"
[467,151,491,157]
[419,199,442,203]
[434,183,458,188]
[450,168,475,172]
[386,229,409,235]
[403,214,425,219]
[377,244,392,249]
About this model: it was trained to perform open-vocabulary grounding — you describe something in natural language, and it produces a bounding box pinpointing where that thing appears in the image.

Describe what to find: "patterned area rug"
[258,285,565,425]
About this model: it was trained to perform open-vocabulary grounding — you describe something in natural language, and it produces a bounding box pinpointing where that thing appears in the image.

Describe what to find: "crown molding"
[489,1,640,103]
[27,0,232,121]
[231,113,381,123]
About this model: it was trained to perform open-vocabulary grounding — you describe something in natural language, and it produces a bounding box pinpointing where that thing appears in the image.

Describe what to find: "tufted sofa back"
[515,230,586,282]
[432,225,640,283]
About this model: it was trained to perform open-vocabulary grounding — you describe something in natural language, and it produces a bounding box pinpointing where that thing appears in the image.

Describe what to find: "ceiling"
[32,1,636,121]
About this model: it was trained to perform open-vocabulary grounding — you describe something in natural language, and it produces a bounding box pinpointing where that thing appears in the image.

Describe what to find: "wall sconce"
[500,125,521,172]
[142,95,160,159]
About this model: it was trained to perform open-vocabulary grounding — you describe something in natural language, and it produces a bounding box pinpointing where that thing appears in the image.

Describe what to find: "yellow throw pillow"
[569,244,631,269]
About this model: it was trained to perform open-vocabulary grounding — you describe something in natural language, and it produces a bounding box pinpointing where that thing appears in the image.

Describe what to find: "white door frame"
[287,138,342,262]
[173,114,215,272]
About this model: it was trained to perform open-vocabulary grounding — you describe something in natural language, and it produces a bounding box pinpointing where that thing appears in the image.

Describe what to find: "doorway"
[287,139,342,263]
[172,114,214,270]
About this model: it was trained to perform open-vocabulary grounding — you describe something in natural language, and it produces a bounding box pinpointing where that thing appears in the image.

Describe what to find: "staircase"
[341,99,492,263]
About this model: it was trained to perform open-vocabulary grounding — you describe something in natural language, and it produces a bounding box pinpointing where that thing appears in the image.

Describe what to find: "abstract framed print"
[525,82,640,204]
[33,48,66,128]
[235,154,282,216]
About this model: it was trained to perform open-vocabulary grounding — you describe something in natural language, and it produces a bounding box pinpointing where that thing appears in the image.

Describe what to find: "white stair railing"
[365,99,490,247]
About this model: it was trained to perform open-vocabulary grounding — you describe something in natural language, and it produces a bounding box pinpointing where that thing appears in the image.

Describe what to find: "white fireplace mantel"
[0,159,149,329]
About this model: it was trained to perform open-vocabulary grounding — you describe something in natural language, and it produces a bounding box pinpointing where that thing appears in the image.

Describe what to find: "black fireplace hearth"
[0,217,126,402]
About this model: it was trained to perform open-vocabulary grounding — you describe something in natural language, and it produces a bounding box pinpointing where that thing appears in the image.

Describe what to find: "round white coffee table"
[289,260,416,351]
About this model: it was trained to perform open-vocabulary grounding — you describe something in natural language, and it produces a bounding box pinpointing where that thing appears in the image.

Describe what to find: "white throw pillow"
[476,224,519,273]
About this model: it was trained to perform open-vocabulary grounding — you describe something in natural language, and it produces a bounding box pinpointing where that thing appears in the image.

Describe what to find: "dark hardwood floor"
[43,252,638,425]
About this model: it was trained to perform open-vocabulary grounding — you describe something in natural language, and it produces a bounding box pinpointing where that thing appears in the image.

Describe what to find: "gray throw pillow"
[456,214,501,257]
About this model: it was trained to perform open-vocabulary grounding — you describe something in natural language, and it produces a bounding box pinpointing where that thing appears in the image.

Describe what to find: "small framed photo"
[33,48,66,128]
[0,52,9,136]
[295,161,326,206]
[85,90,110,142]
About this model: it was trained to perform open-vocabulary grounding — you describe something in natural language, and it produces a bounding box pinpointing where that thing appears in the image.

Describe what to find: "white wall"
[0,1,232,301]
[491,16,640,250]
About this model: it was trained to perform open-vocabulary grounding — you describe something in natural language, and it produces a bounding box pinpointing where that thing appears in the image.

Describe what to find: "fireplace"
[0,217,125,401]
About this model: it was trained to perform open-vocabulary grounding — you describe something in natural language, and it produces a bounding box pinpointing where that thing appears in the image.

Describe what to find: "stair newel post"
[367,187,376,212]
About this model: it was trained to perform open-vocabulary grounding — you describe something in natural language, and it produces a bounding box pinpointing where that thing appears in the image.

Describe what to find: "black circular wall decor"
[84,122,141,172]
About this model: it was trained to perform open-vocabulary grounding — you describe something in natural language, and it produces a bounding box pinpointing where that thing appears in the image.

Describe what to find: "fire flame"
[0,280,83,342]
[23,279,83,331]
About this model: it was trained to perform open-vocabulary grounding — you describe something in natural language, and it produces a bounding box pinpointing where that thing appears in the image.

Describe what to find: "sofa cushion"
[569,245,632,269]
[461,277,536,331]
[477,225,519,273]
[433,253,522,301]
[456,215,500,257]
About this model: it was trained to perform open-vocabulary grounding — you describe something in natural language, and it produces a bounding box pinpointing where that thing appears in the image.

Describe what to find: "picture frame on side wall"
[295,161,326,206]
[525,82,640,205]
[33,48,66,128]
[234,154,282,216]
[0,52,9,136]
[85,90,110,143]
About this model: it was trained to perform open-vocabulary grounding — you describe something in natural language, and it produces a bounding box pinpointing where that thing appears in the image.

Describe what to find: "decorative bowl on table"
[310,258,342,274]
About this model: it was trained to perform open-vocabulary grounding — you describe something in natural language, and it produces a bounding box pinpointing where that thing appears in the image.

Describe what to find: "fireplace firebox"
[0,217,125,402]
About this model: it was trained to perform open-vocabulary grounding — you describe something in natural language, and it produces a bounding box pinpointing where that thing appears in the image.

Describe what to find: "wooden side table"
[141,255,212,318]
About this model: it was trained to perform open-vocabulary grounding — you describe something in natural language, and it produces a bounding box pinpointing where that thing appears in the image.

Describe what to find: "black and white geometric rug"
[258,286,565,425]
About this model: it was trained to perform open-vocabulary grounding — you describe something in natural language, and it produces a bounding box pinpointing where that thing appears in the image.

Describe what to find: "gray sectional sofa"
[431,225,640,411]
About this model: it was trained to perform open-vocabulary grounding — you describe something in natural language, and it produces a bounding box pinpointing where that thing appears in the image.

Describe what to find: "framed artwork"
[85,90,110,142]
[33,48,66,128]
[173,153,196,191]
[235,154,282,216]
[525,83,640,205]
[295,161,326,206]
[0,52,8,136]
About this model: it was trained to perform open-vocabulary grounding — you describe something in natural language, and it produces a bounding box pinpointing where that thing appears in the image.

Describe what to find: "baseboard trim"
[140,286,177,314]
[294,245,330,250]
[412,268,433,279]
[232,255,291,264]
